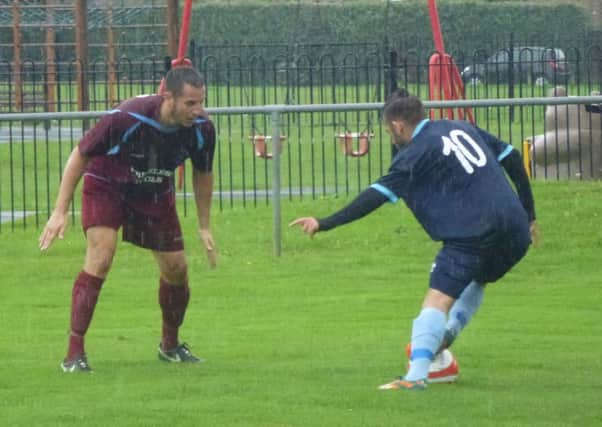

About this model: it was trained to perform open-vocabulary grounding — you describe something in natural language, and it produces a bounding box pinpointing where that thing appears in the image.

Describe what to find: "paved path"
[1,211,37,224]
[0,187,335,224]
[0,127,84,143]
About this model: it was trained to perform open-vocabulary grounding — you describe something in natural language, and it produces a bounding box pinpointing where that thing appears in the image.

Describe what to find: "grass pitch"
[1,181,601,426]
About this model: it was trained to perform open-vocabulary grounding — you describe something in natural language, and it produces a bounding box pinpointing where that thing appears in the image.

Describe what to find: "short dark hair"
[383,89,426,126]
[165,67,205,96]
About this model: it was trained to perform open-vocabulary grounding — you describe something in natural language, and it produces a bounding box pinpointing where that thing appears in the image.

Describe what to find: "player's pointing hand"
[39,211,68,251]
[199,228,217,269]
[289,217,319,238]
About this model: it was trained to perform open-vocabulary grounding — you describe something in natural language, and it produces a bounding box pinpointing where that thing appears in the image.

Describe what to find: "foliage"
[190,1,592,56]
[1,1,594,63]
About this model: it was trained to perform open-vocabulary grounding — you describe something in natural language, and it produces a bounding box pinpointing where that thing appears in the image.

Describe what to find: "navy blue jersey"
[372,119,527,244]
[79,95,215,194]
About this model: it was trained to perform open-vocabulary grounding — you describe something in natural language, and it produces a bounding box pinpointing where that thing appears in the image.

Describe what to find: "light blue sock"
[405,307,446,381]
[446,281,485,341]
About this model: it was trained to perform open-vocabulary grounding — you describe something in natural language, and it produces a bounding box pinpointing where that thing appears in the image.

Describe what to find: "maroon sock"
[66,271,104,360]
[159,278,190,351]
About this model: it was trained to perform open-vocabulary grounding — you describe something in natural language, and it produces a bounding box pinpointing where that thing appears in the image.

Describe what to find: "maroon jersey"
[79,95,215,195]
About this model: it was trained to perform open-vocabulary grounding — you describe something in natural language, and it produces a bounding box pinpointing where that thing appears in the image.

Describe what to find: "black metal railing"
[1,42,601,231]
[2,42,601,114]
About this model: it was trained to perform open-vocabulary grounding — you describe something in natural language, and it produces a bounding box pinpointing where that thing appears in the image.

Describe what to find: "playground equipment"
[527,87,602,180]
[335,131,373,157]
[248,134,287,159]
[158,0,193,95]
[1,0,170,112]
[166,0,194,190]
[427,0,474,122]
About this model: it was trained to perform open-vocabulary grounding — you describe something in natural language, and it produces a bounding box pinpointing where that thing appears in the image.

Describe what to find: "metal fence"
[1,96,601,248]
[2,42,602,114]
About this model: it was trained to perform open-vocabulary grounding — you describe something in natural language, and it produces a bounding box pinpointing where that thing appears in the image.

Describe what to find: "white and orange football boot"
[378,377,427,391]
[405,343,459,384]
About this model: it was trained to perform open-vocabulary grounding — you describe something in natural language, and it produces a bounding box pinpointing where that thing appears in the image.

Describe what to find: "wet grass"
[1,181,601,426]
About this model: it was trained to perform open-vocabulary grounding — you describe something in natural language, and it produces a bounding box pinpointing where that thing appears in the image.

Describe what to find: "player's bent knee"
[84,226,118,277]
[162,260,188,285]
[84,250,115,278]
[422,288,456,313]
[153,250,189,285]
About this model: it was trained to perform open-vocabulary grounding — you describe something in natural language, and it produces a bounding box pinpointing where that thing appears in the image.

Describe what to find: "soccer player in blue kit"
[291,90,538,390]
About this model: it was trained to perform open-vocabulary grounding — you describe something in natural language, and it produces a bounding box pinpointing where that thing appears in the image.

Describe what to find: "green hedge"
[1,1,594,63]
[191,0,592,55]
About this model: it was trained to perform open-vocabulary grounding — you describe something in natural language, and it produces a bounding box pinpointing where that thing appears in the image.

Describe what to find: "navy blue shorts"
[429,230,531,299]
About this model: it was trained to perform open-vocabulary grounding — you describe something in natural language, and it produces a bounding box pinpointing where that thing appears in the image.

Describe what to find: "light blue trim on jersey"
[412,118,430,139]
[106,146,119,155]
[121,122,141,143]
[195,127,205,150]
[105,113,206,155]
[105,109,125,155]
[497,145,514,162]
[106,122,141,155]
[370,183,399,203]
[193,118,206,150]
[126,112,180,133]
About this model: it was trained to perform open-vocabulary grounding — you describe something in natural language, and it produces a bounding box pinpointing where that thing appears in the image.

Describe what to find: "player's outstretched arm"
[39,146,88,251]
[476,127,537,226]
[290,187,388,238]
[192,168,217,269]
[499,150,536,221]
[498,149,540,246]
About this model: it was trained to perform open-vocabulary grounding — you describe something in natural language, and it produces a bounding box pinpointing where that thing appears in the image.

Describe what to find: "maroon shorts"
[81,174,184,251]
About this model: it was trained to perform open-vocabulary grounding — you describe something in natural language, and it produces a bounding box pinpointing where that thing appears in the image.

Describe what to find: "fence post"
[12,1,22,111]
[166,0,179,58]
[386,49,398,95]
[45,1,57,113]
[508,32,515,122]
[106,0,117,108]
[387,49,399,158]
[271,109,282,257]
[75,0,89,129]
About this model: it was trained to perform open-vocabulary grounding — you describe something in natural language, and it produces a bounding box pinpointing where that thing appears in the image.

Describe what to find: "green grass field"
[1,181,601,426]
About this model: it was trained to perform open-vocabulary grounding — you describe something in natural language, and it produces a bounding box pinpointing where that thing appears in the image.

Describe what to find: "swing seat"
[248,134,286,159]
[336,131,373,157]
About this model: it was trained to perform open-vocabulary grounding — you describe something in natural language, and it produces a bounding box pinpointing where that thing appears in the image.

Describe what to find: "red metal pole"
[158,0,193,94]
[160,0,194,189]
[176,0,193,60]
[428,0,445,54]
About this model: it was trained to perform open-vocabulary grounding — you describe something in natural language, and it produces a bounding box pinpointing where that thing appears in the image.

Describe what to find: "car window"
[517,48,538,62]
[491,50,509,63]
[550,49,565,60]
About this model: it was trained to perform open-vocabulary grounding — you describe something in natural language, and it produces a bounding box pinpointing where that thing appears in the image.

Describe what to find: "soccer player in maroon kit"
[38,67,216,372]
